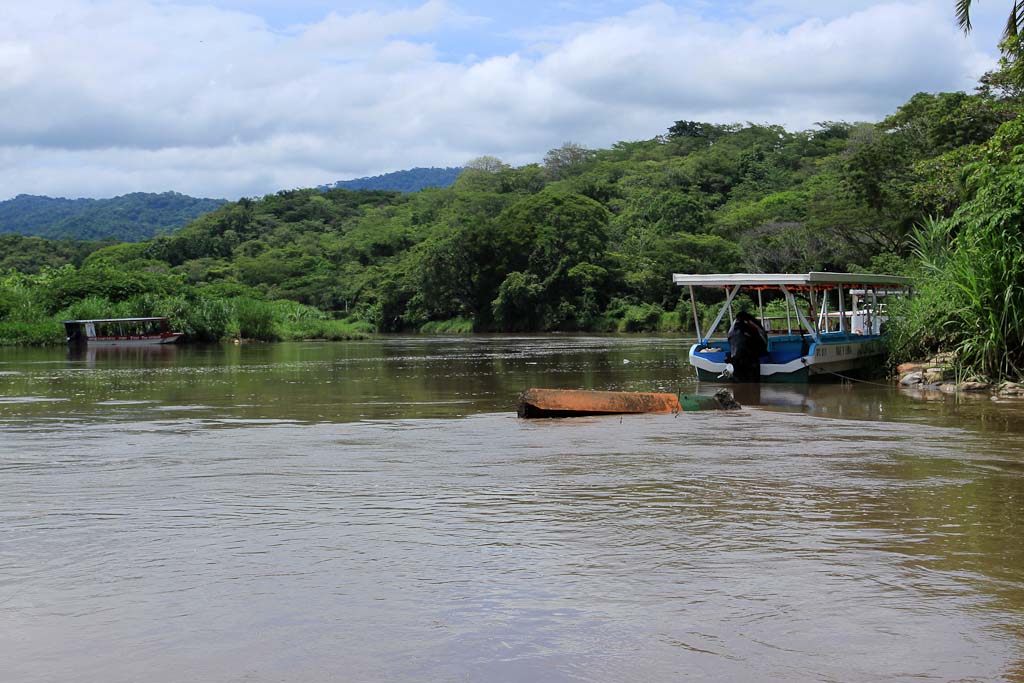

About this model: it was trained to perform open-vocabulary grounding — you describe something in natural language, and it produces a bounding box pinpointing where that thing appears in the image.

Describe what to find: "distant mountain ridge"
[0,170,461,244]
[0,192,227,242]
[323,167,462,193]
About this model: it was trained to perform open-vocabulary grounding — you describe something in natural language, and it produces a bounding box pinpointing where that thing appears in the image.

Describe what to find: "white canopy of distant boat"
[673,272,911,383]
[63,317,183,347]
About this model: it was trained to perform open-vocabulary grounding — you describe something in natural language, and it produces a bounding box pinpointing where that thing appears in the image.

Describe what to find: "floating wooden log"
[517,388,740,418]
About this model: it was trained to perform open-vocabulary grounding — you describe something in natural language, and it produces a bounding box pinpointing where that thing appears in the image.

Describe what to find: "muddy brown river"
[1,336,1023,682]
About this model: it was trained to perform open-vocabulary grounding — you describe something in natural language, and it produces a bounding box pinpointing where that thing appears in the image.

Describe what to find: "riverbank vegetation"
[885,36,1024,381]
[2,31,1023,380]
[0,268,372,345]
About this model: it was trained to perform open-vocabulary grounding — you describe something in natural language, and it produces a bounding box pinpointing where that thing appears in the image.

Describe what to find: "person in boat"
[726,311,768,382]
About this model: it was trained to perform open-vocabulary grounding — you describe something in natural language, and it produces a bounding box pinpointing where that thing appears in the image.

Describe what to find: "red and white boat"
[63,317,183,347]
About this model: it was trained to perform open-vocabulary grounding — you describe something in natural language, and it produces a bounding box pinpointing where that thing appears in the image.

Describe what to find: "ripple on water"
[1,339,1023,682]
[0,396,69,404]
[3,411,1021,681]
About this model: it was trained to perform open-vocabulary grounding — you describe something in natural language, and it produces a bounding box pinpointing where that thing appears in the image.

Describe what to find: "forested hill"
[5,54,1024,378]
[323,167,462,193]
[0,192,226,242]
[36,87,1009,335]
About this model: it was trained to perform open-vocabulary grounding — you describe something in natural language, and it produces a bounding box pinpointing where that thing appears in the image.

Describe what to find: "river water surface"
[2,336,1024,682]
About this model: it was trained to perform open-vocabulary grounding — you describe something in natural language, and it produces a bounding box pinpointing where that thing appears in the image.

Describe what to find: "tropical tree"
[463,155,508,173]
[542,142,595,180]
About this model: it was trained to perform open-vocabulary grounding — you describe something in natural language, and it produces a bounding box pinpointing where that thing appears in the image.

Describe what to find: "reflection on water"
[66,342,182,367]
[3,336,1023,430]
[1,336,1024,682]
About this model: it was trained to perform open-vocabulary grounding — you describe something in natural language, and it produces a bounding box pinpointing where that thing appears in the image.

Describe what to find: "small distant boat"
[673,272,911,383]
[63,317,183,347]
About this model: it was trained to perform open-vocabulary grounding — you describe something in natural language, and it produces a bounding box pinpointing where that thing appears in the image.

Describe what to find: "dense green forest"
[0,235,110,273]
[324,167,462,193]
[0,192,226,241]
[3,32,1024,380]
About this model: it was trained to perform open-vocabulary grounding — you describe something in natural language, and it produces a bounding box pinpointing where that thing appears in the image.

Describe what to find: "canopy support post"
[819,289,829,332]
[870,288,879,335]
[809,288,820,336]
[781,285,819,342]
[838,285,846,334]
[785,287,793,335]
[702,285,741,343]
[688,285,702,343]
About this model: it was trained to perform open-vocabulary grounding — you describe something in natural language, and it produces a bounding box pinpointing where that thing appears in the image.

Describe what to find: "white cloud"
[0,0,997,200]
[298,0,451,52]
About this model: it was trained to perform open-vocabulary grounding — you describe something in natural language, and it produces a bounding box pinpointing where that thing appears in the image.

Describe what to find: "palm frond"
[1007,0,1023,37]
[956,0,974,33]
[957,1,1024,42]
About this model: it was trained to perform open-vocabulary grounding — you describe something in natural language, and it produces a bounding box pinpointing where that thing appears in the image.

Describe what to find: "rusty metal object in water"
[518,388,741,418]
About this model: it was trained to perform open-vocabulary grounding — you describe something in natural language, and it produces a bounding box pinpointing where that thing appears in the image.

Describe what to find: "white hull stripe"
[689,341,883,377]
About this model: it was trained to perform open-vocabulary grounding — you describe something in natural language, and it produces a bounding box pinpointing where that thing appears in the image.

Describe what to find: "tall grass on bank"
[233,297,277,341]
[943,216,1024,378]
[0,320,64,345]
[0,272,62,345]
[954,121,1024,379]
[288,318,376,340]
[270,298,374,340]
[885,220,963,366]
[419,317,474,334]
[590,300,687,334]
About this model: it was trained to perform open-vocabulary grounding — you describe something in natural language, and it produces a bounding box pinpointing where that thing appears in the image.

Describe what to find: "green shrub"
[279,317,373,340]
[0,320,64,345]
[232,297,278,341]
[0,280,49,323]
[885,270,961,367]
[420,317,474,334]
[57,296,123,321]
[657,310,683,333]
[173,297,234,342]
[618,303,665,332]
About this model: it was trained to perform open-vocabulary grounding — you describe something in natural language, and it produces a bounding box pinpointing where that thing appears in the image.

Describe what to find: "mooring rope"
[818,369,897,388]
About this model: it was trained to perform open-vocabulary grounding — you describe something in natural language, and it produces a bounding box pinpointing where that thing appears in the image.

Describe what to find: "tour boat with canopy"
[673,272,911,383]
[63,317,183,347]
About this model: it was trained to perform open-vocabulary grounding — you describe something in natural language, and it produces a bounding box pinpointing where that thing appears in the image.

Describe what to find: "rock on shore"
[896,357,1024,398]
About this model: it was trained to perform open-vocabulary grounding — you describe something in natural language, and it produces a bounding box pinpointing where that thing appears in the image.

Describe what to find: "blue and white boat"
[673,272,911,383]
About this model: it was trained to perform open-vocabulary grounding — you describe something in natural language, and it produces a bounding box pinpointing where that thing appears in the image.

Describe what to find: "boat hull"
[689,336,885,383]
[83,334,183,347]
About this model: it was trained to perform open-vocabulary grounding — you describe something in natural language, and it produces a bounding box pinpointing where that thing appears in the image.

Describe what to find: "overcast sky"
[0,0,1008,200]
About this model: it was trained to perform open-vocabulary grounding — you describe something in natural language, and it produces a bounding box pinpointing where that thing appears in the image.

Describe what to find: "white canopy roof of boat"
[672,272,912,287]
